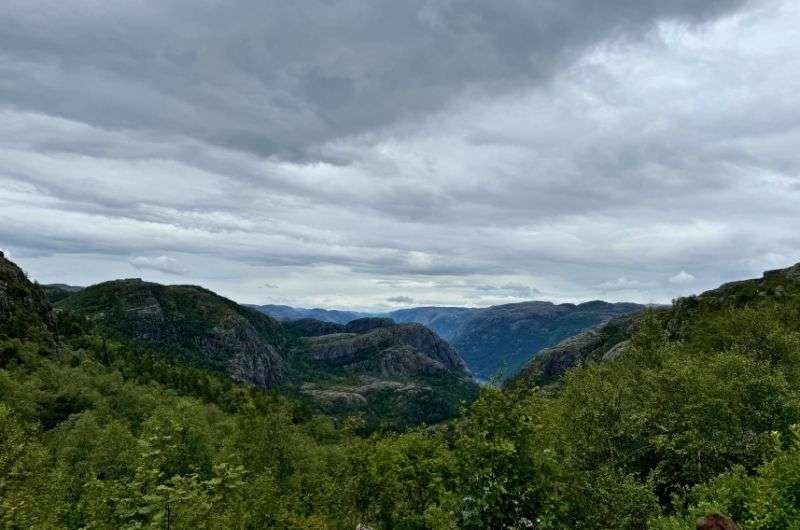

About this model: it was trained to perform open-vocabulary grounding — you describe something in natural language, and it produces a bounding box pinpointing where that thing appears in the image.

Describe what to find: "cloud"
[0,0,747,161]
[129,256,188,276]
[387,295,415,304]
[474,283,543,299]
[669,271,696,285]
[2,0,799,309]
[598,277,653,291]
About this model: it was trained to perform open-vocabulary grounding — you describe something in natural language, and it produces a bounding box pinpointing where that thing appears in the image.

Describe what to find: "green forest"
[4,256,800,529]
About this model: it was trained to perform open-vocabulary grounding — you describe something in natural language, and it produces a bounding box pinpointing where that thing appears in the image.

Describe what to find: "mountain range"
[254,300,647,380]
[47,272,476,432]
[6,247,800,527]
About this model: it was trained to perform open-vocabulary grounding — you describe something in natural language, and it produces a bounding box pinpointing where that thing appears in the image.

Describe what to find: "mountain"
[53,276,476,430]
[251,304,368,324]
[513,313,641,385]
[515,261,800,386]
[284,316,477,430]
[294,317,471,377]
[387,306,480,341]
[57,278,287,388]
[42,283,84,304]
[254,301,646,380]
[448,300,645,380]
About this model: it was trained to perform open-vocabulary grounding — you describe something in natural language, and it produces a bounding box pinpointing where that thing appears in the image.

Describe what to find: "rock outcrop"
[300,323,471,377]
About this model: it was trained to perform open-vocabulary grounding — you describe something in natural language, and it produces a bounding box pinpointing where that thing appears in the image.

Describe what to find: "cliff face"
[289,317,479,429]
[0,251,57,344]
[56,278,286,388]
[299,322,471,378]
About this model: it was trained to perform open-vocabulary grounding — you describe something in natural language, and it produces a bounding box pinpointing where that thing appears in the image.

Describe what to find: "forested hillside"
[4,251,800,528]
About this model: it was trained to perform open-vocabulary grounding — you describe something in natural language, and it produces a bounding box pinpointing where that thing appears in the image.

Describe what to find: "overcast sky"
[2,0,799,311]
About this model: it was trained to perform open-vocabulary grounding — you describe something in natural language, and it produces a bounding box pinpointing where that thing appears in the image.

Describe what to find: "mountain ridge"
[255,299,647,379]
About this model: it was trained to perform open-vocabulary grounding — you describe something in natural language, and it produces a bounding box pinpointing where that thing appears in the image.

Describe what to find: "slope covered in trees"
[53,276,478,434]
[4,252,800,528]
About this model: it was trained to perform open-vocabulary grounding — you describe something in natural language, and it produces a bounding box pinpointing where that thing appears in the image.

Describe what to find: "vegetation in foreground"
[3,255,800,528]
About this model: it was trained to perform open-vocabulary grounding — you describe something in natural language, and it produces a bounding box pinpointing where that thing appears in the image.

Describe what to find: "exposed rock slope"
[299,322,471,378]
[288,317,478,429]
[514,315,640,385]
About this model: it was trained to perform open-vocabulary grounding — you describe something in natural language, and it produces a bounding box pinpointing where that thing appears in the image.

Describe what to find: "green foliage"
[5,263,800,528]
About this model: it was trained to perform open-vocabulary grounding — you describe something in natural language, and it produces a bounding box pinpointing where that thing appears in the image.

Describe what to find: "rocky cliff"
[299,322,471,378]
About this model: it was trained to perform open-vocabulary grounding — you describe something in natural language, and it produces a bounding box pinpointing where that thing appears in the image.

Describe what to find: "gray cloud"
[130,256,188,276]
[2,0,799,310]
[387,296,415,304]
[474,283,543,299]
[0,0,746,160]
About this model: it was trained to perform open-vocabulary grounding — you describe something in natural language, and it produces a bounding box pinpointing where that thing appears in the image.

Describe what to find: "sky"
[1,0,799,311]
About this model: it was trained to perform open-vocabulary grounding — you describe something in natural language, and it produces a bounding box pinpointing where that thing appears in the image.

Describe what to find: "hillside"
[57,279,287,388]
[42,283,84,304]
[54,279,477,431]
[516,262,800,386]
[0,251,57,347]
[4,251,800,528]
[387,306,480,341]
[285,317,477,431]
[450,300,645,380]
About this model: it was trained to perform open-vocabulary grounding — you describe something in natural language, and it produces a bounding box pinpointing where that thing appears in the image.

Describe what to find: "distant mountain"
[57,279,287,388]
[295,317,471,378]
[449,300,646,380]
[253,300,646,380]
[514,262,800,386]
[251,304,368,324]
[42,283,84,303]
[387,306,480,341]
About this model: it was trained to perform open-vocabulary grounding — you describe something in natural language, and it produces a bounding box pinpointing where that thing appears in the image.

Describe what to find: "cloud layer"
[2,0,799,309]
